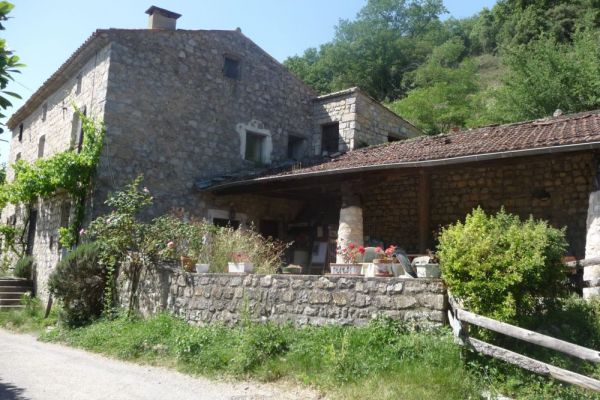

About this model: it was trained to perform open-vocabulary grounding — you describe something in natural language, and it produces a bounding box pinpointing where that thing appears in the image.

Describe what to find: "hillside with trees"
[284,0,600,135]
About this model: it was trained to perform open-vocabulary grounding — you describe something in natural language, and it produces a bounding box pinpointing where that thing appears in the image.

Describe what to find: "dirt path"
[0,329,320,400]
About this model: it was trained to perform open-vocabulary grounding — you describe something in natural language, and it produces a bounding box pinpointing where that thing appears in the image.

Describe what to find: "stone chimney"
[145,6,181,30]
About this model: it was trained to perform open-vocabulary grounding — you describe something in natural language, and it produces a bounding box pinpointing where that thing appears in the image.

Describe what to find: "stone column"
[584,186,600,299]
[337,185,363,263]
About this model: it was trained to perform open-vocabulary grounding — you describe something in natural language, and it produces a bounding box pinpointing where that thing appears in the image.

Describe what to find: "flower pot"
[330,263,363,275]
[390,263,414,278]
[195,263,209,274]
[364,263,393,277]
[228,262,254,273]
[180,256,195,272]
[416,263,441,278]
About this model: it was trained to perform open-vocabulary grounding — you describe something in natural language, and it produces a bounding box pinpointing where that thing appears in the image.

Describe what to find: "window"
[71,105,86,152]
[287,135,306,160]
[245,132,265,163]
[42,103,48,121]
[223,56,240,80]
[18,123,23,142]
[38,135,45,158]
[15,152,21,162]
[76,74,82,94]
[388,135,401,142]
[321,122,340,154]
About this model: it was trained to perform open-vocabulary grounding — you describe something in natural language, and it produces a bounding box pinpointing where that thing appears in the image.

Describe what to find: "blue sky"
[1,0,496,160]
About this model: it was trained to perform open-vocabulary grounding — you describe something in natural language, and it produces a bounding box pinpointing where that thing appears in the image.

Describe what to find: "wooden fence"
[447,296,600,392]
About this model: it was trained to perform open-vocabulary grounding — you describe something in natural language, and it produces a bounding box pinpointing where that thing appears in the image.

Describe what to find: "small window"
[18,123,23,142]
[388,135,401,142]
[245,132,265,163]
[71,106,86,152]
[321,122,340,154]
[223,56,240,80]
[38,135,45,158]
[76,74,82,94]
[42,103,48,121]
[15,152,21,162]
[287,135,305,160]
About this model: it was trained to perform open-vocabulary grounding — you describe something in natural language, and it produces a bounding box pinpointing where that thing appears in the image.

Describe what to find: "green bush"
[438,207,568,323]
[13,255,33,279]
[48,242,104,326]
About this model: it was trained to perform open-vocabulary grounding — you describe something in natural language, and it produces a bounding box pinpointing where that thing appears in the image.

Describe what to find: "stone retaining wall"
[123,267,447,327]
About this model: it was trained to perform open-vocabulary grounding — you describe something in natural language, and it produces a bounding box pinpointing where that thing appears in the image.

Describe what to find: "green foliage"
[0,295,58,333]
[0,110,104,249]
[284,0,449,101]
[438,207,568,323]
[0,1,24,134]
[490,29,600,122]
[13,255,33,279]
[209,225,287,274]
[390,38,480,134]
[287,0,600,132]
[48,242,104,326]
[40,314,480,399]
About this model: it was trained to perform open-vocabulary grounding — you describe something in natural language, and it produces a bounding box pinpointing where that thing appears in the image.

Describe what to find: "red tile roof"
[209,110,600,190]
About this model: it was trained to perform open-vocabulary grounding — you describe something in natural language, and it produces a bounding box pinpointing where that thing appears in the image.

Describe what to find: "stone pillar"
[337,185,363,263]
[584,188,600,299]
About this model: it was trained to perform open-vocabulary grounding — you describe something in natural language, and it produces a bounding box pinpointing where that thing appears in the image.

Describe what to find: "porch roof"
[205,109,600,193]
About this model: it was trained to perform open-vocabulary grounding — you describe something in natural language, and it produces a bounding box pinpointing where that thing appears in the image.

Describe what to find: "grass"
[0,295,58,333]
[38,314,479,400]
[2,299,600,399]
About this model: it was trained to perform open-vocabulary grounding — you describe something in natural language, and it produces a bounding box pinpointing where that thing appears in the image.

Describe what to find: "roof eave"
[208,141,600,193]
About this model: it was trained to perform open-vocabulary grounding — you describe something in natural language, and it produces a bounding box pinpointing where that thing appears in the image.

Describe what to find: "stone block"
[309,291,332,304]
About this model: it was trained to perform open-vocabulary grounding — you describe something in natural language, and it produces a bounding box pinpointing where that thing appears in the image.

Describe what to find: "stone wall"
[355,92,420,147]
[125,268,447,327]
[96,29,316,219]
[312,88,420,155]
[2,42,112,301]
[363,174,420,251]
[361,152,595,256]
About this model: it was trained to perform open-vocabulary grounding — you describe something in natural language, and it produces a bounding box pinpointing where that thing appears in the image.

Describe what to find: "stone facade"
[124,267,447,327]
[2,42,112,300]
[4,26,421,302]
[313,88,420,155]
[361,152,595,256]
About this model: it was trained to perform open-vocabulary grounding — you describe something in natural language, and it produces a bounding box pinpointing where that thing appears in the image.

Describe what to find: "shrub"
[438,207,568,323]
[210,226,288,274]
[48,242,104,326]
[13,255,33,279]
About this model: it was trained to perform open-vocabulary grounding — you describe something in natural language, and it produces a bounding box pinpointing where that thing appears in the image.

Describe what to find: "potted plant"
[330,241,365,275]
[366,245,396,277]
[228,252,254,273]
[412,251,441,278]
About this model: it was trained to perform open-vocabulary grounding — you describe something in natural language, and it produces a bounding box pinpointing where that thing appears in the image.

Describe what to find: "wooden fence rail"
[447,295,600,392]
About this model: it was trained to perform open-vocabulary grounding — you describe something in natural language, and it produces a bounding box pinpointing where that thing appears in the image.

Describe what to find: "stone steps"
[0,279,33,310]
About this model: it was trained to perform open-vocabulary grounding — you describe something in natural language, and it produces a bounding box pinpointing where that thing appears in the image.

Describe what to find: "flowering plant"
[336,239,365,264]
[374,245,397,263]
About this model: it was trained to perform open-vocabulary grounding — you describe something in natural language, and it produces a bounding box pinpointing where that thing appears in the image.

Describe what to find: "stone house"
[2,7,419,299]
[205,110,600,297]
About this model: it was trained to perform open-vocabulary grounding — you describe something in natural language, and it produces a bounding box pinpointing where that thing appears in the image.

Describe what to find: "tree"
[0,1,23,134]
[284,0,448,101]
[390,38,480,134]
[490,29,600,122]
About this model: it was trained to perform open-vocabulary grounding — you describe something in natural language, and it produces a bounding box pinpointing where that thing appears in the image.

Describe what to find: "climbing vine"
[0,109,104,250]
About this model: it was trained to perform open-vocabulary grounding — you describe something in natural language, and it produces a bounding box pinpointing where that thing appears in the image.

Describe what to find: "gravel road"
[0,329,320,400]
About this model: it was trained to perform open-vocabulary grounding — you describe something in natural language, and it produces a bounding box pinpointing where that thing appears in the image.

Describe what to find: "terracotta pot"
[180,256,195,272]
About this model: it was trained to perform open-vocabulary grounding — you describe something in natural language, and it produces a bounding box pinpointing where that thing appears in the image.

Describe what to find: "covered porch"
[206,150,595,276]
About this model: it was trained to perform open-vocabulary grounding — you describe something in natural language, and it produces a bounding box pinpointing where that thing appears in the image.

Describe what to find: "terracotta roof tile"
[209,110,600,190]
